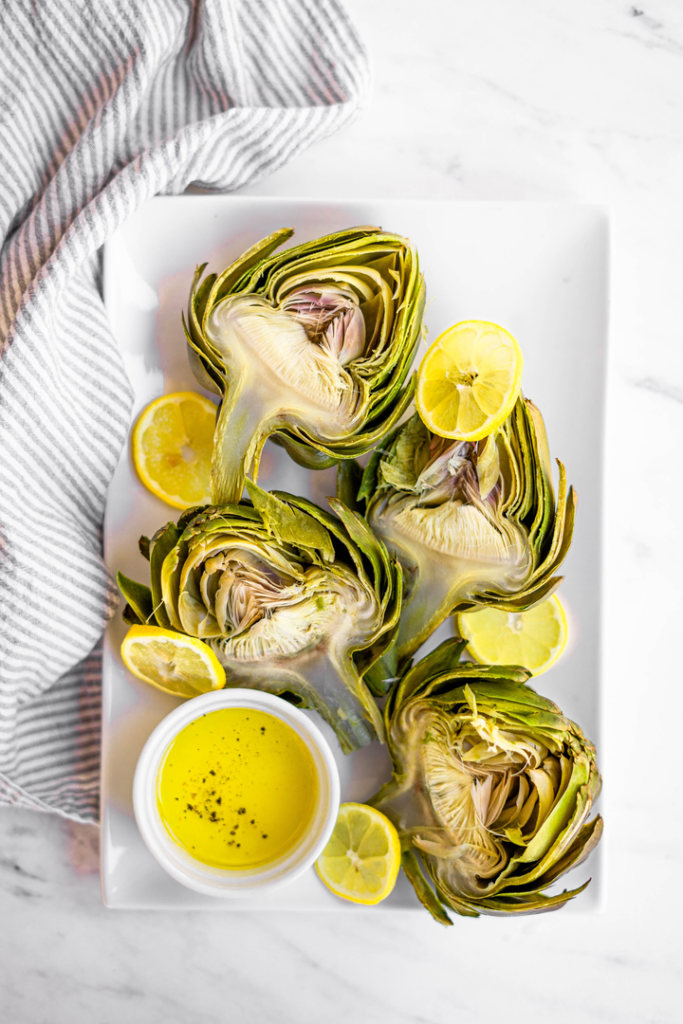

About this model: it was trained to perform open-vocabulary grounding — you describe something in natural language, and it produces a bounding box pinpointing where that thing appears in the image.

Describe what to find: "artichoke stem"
[211,375,273,505]
[300,649,381,753]
[211,643,379,754]
[390,565,461,672]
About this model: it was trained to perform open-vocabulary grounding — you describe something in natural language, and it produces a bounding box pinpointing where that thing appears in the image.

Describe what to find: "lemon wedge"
[416,320,523,440]
[121,625,226,697]
[315,802,401,905]
[456,594,568,676]
[132,392,217,509]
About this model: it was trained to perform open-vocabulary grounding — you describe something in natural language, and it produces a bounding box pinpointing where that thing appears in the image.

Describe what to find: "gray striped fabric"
[0,0,369,822]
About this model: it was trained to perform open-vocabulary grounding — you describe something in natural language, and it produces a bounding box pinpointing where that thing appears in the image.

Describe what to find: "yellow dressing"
[157,708,318,869]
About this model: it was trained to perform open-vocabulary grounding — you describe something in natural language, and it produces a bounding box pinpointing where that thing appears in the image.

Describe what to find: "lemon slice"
[416,320,523,440]
[121,625,226,697]
[456,594,568,676]
[315,802,401,905]
[132,392,217,509]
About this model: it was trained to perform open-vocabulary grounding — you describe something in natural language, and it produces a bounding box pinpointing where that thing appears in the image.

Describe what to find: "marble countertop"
[2,1,682,1021]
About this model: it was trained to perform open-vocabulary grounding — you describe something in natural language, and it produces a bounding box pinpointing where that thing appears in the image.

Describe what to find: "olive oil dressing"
[157,708,318,868]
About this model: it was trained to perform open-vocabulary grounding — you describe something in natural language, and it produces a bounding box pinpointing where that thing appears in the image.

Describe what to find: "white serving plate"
[101,197,609,911]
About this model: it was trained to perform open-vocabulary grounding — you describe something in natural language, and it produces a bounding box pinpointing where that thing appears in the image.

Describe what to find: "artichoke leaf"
[389,636,469,710]
[245,481,335,562]
[149,522,183,630]
[450,881,591,916]
[117,571,154,626]
[400,851,455,926]
[209,228,295,307]
[530,817,603,889]
[329,498,388,588]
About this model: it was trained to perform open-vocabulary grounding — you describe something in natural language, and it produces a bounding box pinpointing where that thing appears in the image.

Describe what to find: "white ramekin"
[133,688,340,897]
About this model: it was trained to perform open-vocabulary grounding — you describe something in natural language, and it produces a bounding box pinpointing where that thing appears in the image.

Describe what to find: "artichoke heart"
[117,483,402,753]
[351,398,575,690]
[370,638,602,922]
[183,227,426,504]
[206,292,364,429]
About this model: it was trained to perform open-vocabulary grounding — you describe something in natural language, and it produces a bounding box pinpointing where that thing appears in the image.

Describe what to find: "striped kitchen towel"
[0,0,369,822]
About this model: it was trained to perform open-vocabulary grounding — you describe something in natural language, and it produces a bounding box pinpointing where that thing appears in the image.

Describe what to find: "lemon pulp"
[121,625,226,697]
[157,708,318,869]
[315,802,401,904]
[457,594,568,675]
[133,391,216,508]
[416,320,523,441]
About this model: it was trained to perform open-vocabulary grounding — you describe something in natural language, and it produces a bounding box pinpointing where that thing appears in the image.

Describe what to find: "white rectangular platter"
[101,197,608,911]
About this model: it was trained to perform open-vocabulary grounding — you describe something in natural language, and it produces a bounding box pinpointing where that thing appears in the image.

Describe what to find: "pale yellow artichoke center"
[175,543,378,661]
[371,428,531,599]
[206,286,366,421]
[417,714,568,889]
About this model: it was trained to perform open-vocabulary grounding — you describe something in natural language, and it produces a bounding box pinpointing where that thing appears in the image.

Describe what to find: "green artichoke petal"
[515,757,592,865]
[245,481,336,562]
[329,499,386,588]
[208,228,295,309]
[149,522,183,629]
[400,851,454,926]
[390,637,469,710]
[446,880,591,916]
[116,571,153,626]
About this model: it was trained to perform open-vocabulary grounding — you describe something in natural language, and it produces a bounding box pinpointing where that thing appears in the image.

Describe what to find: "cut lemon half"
[315,802,401,905]
[457,594,568,676]
[416,320,523,440]
[132,392,217,509]
[121,625,226,697]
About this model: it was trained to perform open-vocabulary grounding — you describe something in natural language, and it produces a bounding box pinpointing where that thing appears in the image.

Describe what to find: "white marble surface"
[2,1,683,1021]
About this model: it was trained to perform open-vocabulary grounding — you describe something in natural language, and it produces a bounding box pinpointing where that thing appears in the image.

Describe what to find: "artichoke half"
[371,638,602,923]
[345,397,575,690]
[183,226,425,505]
[117,484,401,753]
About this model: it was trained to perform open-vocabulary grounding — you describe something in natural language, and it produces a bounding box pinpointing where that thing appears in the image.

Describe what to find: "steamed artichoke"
[117,484,401,752]
[183,226,425,504]
[371,638,602,923]
[344,397,575,690]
